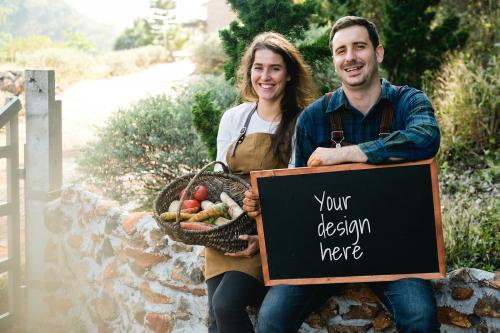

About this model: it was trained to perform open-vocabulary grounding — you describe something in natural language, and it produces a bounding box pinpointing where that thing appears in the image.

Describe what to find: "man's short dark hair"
[329,16,380,52]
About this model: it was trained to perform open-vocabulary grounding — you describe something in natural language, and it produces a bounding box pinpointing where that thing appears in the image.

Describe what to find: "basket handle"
[176,161,229,223]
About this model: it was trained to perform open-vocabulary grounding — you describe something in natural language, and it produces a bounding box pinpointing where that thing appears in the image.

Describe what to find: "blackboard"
[250,158,445,286]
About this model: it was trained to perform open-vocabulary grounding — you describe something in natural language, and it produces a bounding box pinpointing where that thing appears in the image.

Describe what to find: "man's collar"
[327,79,392,113]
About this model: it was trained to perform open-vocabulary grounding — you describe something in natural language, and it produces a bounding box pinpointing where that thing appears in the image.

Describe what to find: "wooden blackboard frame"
[250,158,445,286]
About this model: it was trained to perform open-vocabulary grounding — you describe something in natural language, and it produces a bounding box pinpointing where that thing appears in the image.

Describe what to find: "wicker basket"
[153,161,256,253]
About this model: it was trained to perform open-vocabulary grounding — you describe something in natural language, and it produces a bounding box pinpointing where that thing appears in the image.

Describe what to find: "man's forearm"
[307,145,368,167]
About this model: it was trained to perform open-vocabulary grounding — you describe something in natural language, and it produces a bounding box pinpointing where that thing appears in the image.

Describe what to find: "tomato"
[181,199,201,212]
[193,185,209,201]
[179,187,191,200]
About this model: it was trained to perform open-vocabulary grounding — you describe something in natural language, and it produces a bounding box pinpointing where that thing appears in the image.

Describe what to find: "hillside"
[0,0,118,50]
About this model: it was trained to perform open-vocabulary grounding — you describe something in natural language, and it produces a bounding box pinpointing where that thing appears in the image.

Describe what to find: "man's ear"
[376,44,384,64]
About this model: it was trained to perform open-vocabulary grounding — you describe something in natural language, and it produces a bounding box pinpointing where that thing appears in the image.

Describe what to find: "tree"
[114,18,155,50]
[381,0,468,88]
[220,0,317,81]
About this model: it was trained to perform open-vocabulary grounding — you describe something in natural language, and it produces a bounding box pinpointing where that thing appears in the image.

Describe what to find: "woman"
[207,32,316,333]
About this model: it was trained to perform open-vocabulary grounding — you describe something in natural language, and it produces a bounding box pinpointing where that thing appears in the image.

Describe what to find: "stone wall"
[0,70,24,96]
[40,185,499,333]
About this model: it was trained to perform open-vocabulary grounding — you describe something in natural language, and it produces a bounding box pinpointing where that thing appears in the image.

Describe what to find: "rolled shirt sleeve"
[358,90,440,163]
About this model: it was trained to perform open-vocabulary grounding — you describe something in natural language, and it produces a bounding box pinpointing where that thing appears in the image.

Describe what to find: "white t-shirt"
[215,102,295,171]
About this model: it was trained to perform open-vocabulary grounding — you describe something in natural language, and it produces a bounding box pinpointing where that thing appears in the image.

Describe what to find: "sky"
[64,0,206,31]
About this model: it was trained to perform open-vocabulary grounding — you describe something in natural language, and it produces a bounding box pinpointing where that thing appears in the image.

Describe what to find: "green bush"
[440,153,499,271]
[77,95,209,208]
[431,54,499,164]
[188,75,239,159]
[190,32,228,75]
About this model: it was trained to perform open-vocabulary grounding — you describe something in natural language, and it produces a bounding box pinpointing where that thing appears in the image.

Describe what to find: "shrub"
[15,47,97,86]
[77,95,209,208]
[431,54,499,164]
[190,32,227,75]
[188,75,239,159]
[440,152,499,271]
[13,45,171,87]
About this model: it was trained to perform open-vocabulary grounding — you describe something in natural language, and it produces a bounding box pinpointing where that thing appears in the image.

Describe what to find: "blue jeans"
[256,278,439,333]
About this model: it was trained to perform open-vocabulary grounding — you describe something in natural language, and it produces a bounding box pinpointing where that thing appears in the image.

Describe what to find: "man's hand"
[307,145,368,167]
[243,189,261,218]
[224,234,260,258]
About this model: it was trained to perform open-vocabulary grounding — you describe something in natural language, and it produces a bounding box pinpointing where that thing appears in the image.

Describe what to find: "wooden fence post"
[23,70,62,326]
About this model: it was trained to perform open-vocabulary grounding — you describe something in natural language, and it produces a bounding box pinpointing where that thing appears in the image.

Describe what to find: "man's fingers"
[308,157,321,167]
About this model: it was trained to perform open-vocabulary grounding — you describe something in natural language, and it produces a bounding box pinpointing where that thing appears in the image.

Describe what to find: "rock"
[67,234,83,250]
[145,313,174,333]
[60,187,79,204]
[327,323,371,333]
[139,282,172,304]
[372,312,394,331]
[102,238,115,257]
[93,293,119,321]
[158,280,206,297]
[305,312,324,329]
[320,298,340,322]
[175,297,191,321]
[172,242,194,252]
[96,200,119,216]
[122,212,147,235]
[123,246,168,269]
[341,284,379,303]
[474,295,500,318]
[449,268,472,283]
[44,201,72,233]
[452,287,474,300]
[102,260,119,280]
[342,303,380,320]
[134,310,146,324]
[438,306,472,328]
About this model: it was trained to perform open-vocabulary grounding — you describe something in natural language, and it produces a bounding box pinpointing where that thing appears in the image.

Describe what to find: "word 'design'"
[250,158,445,286]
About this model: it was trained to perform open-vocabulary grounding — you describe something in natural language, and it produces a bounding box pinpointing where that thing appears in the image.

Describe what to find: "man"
[244,16,441,333]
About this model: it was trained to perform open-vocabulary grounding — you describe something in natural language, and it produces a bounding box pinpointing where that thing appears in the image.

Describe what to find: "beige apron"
[205,132,288,281]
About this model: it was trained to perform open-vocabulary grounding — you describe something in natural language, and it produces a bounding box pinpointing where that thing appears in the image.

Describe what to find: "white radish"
[201,200,215,210]
[168,200,181,213]
[220,192,244,219]
[214,217,230,226]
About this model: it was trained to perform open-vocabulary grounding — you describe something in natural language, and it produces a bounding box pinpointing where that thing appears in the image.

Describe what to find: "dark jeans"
[256,278,440,333]
[207,271,267,333]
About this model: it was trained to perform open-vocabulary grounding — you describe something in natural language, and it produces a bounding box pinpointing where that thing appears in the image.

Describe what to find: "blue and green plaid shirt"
[295,79,440,167]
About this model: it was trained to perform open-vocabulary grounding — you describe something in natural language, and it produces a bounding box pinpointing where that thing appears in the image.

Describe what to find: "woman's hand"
[243,189,261,218]
[224,235,260,258]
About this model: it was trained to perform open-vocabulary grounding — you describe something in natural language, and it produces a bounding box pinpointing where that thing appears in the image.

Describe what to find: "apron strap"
[230,105,257,157]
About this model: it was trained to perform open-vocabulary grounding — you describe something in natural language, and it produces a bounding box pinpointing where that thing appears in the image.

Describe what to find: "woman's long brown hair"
[237,32,317,164]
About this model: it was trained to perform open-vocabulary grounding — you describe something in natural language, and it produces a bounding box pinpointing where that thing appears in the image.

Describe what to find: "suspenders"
[323,87,400,148]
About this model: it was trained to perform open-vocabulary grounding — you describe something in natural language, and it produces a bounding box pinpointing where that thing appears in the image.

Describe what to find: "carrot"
[181,207,200,214]
[188,203,228,222]
[180,221,214,231]
[220,192,244,219]
[160,212,194,221]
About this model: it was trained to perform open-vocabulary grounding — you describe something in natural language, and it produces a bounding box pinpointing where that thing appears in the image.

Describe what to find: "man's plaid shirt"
[294,79,440,167]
